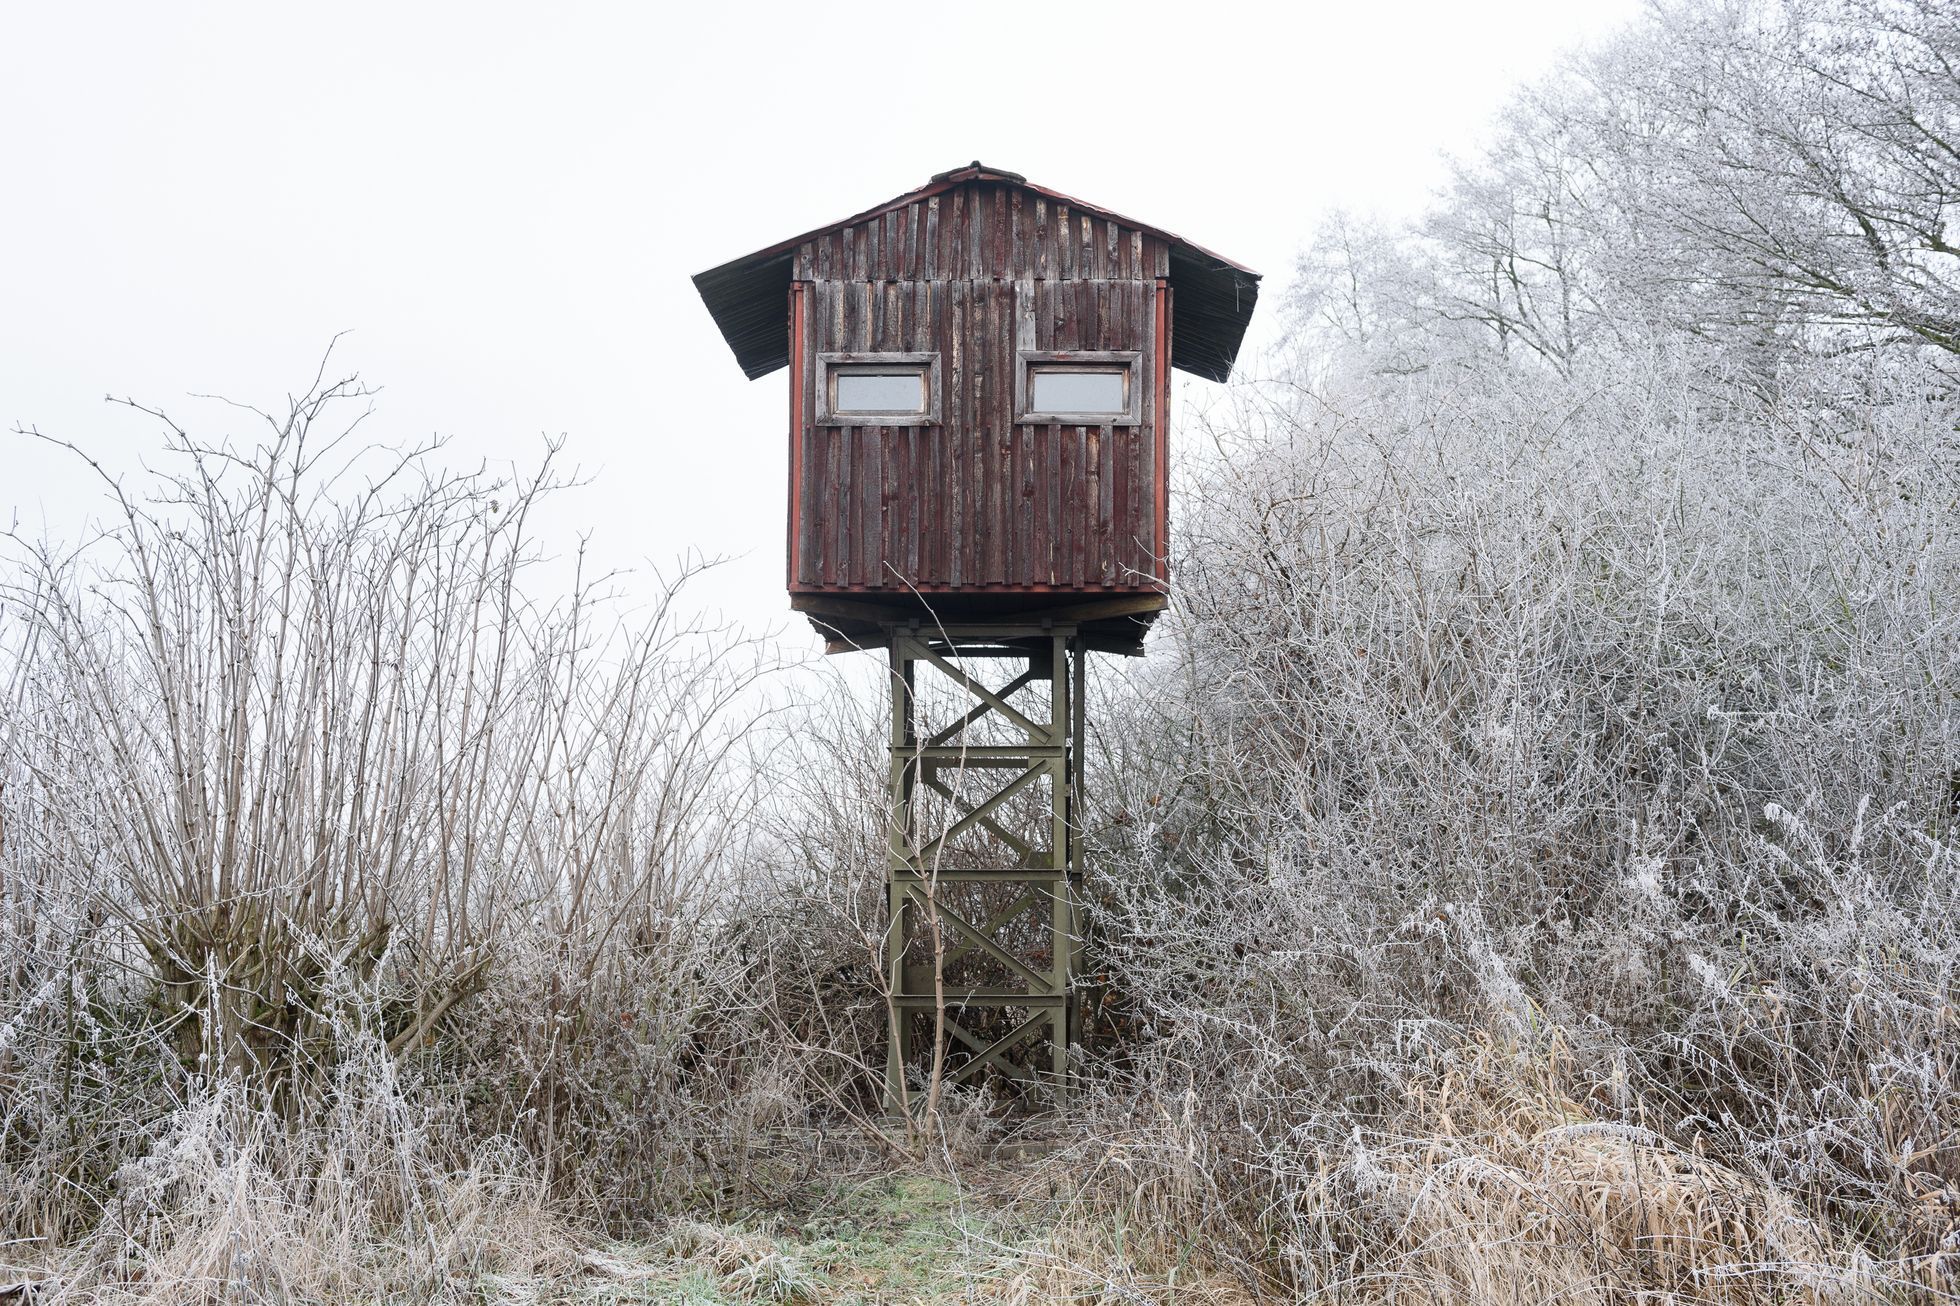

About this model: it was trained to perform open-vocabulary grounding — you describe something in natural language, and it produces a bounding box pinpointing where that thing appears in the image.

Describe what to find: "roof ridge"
[929,160,1028,184]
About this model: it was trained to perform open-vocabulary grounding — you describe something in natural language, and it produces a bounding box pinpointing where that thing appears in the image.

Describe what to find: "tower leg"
[884,645,916,1115]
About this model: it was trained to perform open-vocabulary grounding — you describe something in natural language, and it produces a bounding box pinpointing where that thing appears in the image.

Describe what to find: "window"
[1015,351,1142,425]
[815,352,940,425]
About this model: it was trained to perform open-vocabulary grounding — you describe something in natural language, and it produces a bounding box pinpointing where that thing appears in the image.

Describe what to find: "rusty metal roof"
[693,162,1260,384]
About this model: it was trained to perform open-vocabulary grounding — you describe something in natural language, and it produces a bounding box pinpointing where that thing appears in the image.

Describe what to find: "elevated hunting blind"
[696,163,1257,1107]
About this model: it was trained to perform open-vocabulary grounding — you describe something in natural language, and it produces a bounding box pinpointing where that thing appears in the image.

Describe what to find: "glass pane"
[1031,368,1127,414]
[834,370,925,413]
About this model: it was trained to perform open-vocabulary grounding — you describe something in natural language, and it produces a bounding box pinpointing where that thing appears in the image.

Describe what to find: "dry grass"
[1032,1039,1952,1304]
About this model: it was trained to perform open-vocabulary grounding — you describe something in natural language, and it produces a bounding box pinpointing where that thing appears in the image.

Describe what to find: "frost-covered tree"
[1293,0,1960,380]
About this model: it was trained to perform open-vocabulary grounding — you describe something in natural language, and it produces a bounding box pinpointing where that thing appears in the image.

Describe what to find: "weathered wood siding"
[790,181,1168,597]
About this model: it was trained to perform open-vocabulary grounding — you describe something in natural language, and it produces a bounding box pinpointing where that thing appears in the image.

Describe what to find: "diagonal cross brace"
[926,666,1041,748]
[914,644,1050,743]
[944,1009,1049,1086]
[921,771,1034,862]
[902,884,1055,994]
[910,761,1044,868]
[941,887,1042,969]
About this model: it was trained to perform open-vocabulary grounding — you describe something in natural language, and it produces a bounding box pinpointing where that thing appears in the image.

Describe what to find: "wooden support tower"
[882,623,1086,1108]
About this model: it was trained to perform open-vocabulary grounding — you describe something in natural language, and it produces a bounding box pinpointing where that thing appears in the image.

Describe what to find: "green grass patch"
[569,1170,1020,1304]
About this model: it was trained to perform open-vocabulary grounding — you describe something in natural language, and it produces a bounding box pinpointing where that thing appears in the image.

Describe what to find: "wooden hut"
[694,162,1259,651]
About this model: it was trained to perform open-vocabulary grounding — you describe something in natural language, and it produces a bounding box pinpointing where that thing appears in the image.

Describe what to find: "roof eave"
[693,166,1261,382]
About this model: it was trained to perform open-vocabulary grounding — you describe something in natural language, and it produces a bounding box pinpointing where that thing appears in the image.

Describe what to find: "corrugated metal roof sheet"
[693,163,1260,384]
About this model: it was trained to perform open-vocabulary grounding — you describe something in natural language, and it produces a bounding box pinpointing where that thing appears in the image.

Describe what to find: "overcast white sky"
[1,0,1641,650]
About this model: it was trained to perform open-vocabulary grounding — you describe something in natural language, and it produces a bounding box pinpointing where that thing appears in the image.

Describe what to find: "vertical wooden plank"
[962,275,979,591]
[1073,424,1088,588]
[809,425,823,586]
[1033,198,1050,281]
[804,401,821,585]
[948,277,967,587]
[930,281,953,587]
[990,183,1009,277]
[881,420,898,588]
[972,183,987,280]
[1051,418,1066,589]
[1106,403,1122,580]
[844,424,858,591]
[788,283,802,587]
[1155,279,1171,580]
[909,280,928,583]
[1066,417,1081,584]
[912,418,927,587]
[1056,204,1073,280]
[1010,189,1026,278]
[829,425,846,587]
[983,276,999,587]
[982,278,1003,587]
[1023,424,1040,586]
[924,196,940,280]
[944,185,959,282]
[1105,419,1120,587]
[1124,279,1142,581]
[860,425,874,591]
[1132,278,1155,584]
[1080,425,1095,589]
[968,275,987,586]
[1003,284,1019,588]
[866,424,885,589]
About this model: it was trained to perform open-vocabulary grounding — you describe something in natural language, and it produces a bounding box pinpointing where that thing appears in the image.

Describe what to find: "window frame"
[1014,350,1143,426]
[814,352,942,426]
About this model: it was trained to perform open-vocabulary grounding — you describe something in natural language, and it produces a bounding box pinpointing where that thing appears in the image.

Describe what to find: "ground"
[494,1165,1252,1305]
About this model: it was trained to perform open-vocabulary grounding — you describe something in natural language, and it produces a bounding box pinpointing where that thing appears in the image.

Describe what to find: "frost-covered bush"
[0,374,796,1268]
[1069,0,1960,1291]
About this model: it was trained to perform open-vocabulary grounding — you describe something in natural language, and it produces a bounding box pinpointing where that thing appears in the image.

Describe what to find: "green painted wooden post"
[883,638,916,1113]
